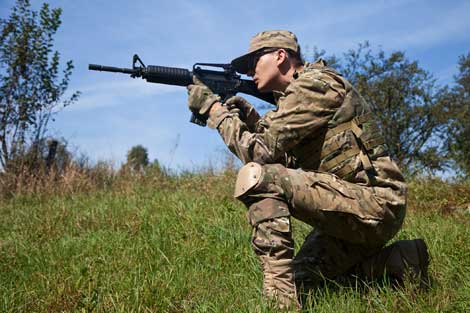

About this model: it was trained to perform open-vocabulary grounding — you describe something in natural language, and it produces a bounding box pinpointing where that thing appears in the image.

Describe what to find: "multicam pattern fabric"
[238,161,405,251]
[231,30,300,74]
[247,30,299,55]
[216,60,405,189]
[187,77,221,115]
[213,59,410,306]
[293,228,382,290]
[251,216,300,309]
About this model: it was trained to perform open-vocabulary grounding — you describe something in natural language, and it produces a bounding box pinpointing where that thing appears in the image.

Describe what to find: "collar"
[273,90,284,104]
[272,59,328,104]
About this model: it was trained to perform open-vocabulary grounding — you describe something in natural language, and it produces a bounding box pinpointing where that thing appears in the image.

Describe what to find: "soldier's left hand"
[187,77,221,116]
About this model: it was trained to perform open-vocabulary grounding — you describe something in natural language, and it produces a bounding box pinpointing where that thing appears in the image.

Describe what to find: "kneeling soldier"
[187,30,429,309]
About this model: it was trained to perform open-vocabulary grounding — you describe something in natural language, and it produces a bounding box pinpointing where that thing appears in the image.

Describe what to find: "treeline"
[1,1,469,199]
[0,0,79,176]
[305,44,470,177]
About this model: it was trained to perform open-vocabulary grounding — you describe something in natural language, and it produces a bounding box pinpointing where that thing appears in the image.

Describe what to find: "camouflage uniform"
[203,31,428,309]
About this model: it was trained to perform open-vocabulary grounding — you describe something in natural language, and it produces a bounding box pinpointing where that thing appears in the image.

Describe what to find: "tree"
[0,0,79,171]
[10,136,72,173]
[447,53,470,178]
[126,145,149,172]
[306,43,450,175]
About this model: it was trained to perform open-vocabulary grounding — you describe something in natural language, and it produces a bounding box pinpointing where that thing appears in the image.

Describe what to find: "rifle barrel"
[88,64,135,75]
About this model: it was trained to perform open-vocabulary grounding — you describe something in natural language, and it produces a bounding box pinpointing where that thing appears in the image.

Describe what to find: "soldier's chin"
[256,82,270,93]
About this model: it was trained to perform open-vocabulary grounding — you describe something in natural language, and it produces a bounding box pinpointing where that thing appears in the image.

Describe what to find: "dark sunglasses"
[249,48,280,72]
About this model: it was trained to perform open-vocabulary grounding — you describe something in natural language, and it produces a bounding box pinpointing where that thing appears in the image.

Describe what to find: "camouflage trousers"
[235,162,415,308]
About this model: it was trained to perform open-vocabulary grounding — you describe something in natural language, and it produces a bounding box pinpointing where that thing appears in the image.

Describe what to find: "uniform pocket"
[308,172,385,221]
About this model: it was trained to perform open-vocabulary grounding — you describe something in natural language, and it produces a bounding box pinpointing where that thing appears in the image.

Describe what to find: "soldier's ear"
[275,49,289,67]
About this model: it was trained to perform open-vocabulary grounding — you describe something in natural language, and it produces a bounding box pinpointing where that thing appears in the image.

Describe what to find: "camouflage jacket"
[208,60,406,191]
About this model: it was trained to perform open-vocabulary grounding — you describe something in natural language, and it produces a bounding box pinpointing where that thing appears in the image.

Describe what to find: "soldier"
[187,30,429,309]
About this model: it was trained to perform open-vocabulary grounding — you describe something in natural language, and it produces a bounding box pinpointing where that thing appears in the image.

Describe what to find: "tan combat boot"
[259,256,300,311]
[252,217,301,311]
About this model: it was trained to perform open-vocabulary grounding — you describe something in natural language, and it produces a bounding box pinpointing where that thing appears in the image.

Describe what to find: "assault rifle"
[89,54,275,126]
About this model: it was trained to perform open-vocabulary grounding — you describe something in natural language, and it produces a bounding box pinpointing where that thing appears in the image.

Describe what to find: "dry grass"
[408,178,470,217]
[0,161,468,312]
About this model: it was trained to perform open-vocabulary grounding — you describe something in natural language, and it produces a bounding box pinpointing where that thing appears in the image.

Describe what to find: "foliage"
[306,45,341,69]
[341,43,449,174]
[126,145,149,172]
[0,0,79,172]
[0,169,468,312]
[447,54,470,178]
[305,43,451,175]
[8,136,70,169]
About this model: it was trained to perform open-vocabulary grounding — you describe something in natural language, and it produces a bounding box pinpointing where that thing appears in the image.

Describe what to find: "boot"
[259,256,300,311]
[357,239,430,288]
[252,217,301,310]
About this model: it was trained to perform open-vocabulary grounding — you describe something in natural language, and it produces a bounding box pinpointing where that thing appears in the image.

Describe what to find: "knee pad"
[234,162,293,199]
[234,162,263,199]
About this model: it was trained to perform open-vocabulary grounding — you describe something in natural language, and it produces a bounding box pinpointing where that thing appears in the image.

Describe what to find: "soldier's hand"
[187,77,221,116]
[225,96,260,127]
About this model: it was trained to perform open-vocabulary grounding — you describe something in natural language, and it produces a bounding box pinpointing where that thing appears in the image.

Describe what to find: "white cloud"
[310,0,470,52]
[381,3,470,49]
[4,0,468,170]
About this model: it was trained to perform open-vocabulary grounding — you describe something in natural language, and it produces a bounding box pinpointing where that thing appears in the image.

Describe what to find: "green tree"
[447,53,470,178]
[126,145,149,172]
[308,43,450,175]
[20,137,70,169]
[0,0,79,171]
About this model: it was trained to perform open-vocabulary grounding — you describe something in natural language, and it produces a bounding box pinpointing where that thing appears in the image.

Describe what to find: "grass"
[0,171,469,312]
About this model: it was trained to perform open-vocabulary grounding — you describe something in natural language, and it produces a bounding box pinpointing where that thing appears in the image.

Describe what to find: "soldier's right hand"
[225,96,260,128]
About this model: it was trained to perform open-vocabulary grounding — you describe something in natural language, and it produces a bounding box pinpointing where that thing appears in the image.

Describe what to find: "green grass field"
[1,171,469,312]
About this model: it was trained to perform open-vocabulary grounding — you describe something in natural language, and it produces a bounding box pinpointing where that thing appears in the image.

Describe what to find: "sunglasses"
[249,48,280,72]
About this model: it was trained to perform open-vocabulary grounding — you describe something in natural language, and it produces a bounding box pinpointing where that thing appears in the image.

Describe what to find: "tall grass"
[0,163,469,312]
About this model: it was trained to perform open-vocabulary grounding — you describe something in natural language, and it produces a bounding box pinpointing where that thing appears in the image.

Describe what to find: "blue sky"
[1,0,469,170]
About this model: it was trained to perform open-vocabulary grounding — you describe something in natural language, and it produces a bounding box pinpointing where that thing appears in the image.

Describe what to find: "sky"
[1,0,469,171]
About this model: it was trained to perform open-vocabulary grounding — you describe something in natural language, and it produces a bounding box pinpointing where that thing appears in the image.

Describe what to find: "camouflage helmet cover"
[231,30,300,74]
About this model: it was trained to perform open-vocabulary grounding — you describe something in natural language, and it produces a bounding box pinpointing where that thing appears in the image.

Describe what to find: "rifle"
[88,54,275,126]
